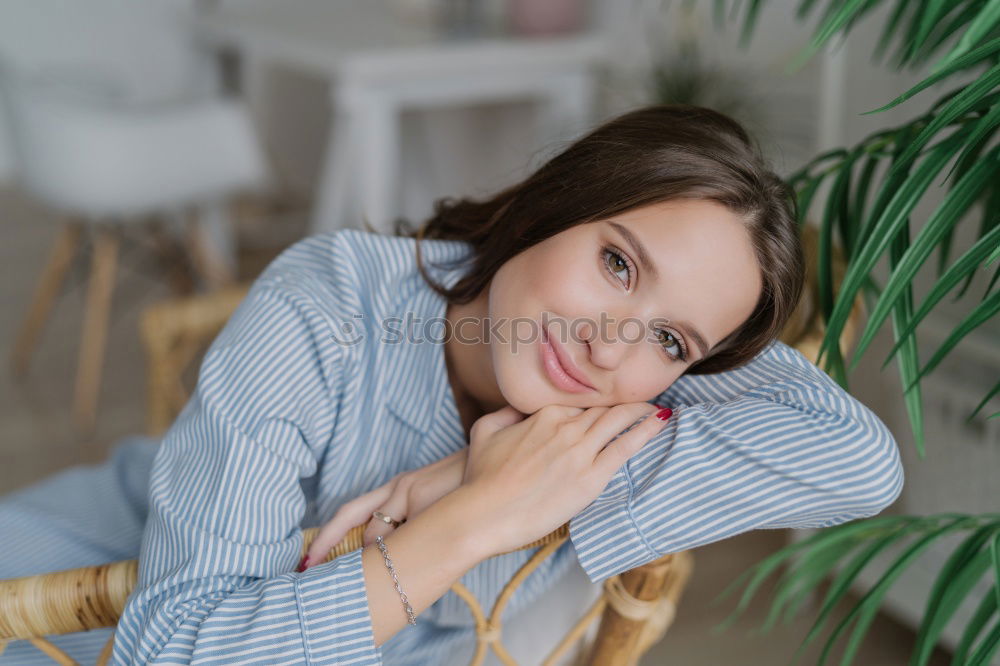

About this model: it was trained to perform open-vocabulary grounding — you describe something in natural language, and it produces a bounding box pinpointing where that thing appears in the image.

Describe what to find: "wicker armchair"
[0,523,692,666]
[0,225,861,665]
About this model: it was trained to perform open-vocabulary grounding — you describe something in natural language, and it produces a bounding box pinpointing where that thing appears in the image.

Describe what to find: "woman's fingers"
[301,481,394,570]
[570,405,611,432]
[591,405,673,480]
[363,491,410,546]
[582,403,660,451]
[301,444,475,572]
[470,405,527,443]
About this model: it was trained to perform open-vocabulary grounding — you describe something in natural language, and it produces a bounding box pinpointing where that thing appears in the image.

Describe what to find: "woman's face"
[484,198,764,414]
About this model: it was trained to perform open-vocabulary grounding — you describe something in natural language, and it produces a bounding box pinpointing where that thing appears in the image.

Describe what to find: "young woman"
[0,105,903,665]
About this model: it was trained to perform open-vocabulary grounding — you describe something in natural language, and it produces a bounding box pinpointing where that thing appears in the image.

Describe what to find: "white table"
[195,0,609,235]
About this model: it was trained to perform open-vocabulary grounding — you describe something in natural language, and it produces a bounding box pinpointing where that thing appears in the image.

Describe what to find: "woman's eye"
[656,329,687,362]
[602,247,632,287]
[602,245,689,362]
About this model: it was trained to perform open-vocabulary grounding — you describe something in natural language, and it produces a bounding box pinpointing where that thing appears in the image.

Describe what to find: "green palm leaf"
[795,0,825,21]
[739,0,766,48]
[787,0,874,72]
[761,536,866,632]
[715,515,1000,664]
[912,0,966,63]
[888,216,926,455]
[988,241,1000,267]
[952,584,999,666]
[933,0,1000,73]
[881,63,1000,182]
[712,515,911,632]
[901,289,1000,392]
[872,0,912,64]
[969,379,1000,420]
[810,517,978,666]
[850,154,880,240]
[788,525,916,664]
[879,223,1000,369]
[943,103,1000,189]
[991,533,1000,617]
[864,37,999,115]
[919,2,994,66]
[848,147,1000,371]
[815,127,969,370]
[912,523,1000,665]
[967,619,1000,665]
[953,191,1000,300]
[797,175,825,222]
[850,126,917,255]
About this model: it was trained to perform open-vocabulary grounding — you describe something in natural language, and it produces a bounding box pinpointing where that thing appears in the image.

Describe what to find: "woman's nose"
[578,318,631,371]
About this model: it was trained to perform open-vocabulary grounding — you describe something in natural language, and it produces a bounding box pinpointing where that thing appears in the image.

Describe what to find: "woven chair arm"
[139,284,250,348]
[0,522,570,642]
[140,283,250,434]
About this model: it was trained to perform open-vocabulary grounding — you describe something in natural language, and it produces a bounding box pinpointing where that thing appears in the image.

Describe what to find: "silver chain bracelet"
[375,535,417,625]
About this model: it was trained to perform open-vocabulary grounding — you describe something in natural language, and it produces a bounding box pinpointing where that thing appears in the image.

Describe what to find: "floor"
[0,184,952,665]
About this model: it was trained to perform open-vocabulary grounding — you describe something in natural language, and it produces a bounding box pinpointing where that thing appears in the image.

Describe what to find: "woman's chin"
[495,362,602,414]
[500,388,594,415]
[494,377,544,415]
[499,392,538,416]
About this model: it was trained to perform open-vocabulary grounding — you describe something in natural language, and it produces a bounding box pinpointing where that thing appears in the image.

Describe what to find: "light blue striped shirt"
[112,228,904,665]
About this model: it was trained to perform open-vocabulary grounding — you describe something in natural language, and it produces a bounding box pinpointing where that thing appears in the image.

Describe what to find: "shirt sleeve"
[569,339,905,583]
[112,278,383,665]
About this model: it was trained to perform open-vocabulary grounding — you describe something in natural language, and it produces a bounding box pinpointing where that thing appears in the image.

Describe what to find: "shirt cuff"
[569,491,660,585]
[296,547,383,665]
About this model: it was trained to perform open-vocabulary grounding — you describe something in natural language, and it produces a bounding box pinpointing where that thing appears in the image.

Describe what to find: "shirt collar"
[383,238,474,444]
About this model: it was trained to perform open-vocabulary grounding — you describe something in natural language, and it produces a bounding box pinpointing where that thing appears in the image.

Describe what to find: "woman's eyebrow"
[608,220,659,281]
[671,319,711,360]
[606,220,711,360]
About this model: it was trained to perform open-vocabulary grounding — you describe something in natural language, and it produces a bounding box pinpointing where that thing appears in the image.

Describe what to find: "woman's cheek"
[620,361,657,402]
[628,352,677,402]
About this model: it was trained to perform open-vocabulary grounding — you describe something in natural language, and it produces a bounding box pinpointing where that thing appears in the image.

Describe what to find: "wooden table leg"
[186,203,237,289]
[73,228,119,435]
[354,89,399,236]
[10,223,83,378]
[312,98,359,234]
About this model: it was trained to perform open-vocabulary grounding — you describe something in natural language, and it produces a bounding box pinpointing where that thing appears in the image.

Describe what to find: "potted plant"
[646,15,764,133]
[706,1,1000,664]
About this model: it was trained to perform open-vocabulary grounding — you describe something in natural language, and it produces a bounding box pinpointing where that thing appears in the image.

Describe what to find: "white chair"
[0,0,269,434]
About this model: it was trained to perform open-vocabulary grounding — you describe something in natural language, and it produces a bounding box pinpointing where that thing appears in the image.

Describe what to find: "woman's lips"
[540,326,595,393]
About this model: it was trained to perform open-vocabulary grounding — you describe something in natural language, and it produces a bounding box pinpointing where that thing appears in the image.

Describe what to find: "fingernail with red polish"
[296,556,310,573]
[655,407,673,421]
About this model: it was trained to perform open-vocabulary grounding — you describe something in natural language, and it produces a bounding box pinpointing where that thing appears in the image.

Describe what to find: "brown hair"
[389,104,804,375]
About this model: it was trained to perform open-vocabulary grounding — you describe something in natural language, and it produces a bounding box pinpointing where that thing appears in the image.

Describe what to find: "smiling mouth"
[540,326,595,393]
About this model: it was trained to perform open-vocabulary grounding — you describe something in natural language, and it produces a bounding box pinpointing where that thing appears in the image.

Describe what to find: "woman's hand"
[458,402,671,557]
[300,447,469,570]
